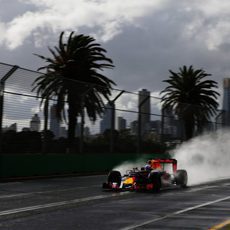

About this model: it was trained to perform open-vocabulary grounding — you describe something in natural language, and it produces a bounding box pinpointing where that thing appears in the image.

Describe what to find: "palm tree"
[160,65,219,140]
[32,31,115,151]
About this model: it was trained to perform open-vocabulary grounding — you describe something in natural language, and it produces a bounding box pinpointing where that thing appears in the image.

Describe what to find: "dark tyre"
[149,171,161,192]
[108,170,121,186]
[175,169,188,188]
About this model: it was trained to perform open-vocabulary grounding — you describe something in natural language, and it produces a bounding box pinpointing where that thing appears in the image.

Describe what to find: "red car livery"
[102,159,188,192]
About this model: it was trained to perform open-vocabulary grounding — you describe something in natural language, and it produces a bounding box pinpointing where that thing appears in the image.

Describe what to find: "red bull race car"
[102,159,188,192]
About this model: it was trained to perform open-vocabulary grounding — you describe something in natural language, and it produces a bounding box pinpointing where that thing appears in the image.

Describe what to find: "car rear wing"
[150,159,177,172]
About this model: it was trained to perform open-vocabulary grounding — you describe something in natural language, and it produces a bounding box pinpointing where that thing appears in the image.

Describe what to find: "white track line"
[0,185,100,199]
[0,184,218,199]
[0,192,129,217]
[185,185,218,192]
[121,195,230,230]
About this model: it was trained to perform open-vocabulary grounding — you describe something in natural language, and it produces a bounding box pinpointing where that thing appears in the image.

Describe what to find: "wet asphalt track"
[0,175,229,230]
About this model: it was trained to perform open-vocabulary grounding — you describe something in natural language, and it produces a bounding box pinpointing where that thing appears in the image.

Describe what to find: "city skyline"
[2,77,229,138]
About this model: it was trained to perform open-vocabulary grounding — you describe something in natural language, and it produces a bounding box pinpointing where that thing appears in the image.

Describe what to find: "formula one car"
[102,159,188,192]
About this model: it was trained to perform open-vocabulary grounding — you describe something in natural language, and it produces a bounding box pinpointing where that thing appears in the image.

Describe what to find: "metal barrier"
[0,62,223,154]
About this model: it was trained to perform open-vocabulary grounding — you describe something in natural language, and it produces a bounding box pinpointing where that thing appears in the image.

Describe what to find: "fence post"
[0,65,18,153]
[109,90,124,153]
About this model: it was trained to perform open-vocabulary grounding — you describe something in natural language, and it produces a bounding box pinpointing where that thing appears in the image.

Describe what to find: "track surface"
[0,175,229,229]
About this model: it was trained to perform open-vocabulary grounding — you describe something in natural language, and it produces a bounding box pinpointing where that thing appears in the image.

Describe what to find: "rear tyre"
[108,170,121,186]
[149,172,161,192]
[175,169,188,188]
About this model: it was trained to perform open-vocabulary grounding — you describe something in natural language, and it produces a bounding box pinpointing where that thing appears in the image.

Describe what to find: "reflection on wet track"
[0,175,229,230]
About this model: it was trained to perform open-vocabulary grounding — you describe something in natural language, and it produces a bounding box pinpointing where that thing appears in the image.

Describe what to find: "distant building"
[162,107,177,138]
[84,126,90,137]
[22,127,30,132]
[3,123,17,132]
[100,102,115,133]
[130,120,138,135]
[138,89,151,135]
[149,120,161,134]
[30,114,41,132]
[59,126,67,138]
[75,123,80,137]
[162,106,182,140]
[75,123,91,137]
[117,116,127,131]
[50,104,60,138]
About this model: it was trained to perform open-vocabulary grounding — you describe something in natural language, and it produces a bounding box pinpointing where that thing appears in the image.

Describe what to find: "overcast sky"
[1,0,230,130]
[1,0,230,93]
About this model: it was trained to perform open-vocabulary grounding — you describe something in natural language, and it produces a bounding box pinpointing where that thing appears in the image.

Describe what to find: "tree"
[160,65,219,140]
[32,32,115,151]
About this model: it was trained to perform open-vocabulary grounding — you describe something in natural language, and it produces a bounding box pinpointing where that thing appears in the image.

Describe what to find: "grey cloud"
[0,0,37,22]
[0,0,229,102]
[2,0,230,127]
[101,2,230,95]
[218,43,230,53]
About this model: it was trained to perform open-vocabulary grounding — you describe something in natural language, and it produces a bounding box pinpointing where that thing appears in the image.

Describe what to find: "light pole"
[0,66,18,153]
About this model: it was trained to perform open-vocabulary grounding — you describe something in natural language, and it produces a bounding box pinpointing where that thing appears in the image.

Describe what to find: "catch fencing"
[0,62,224,154]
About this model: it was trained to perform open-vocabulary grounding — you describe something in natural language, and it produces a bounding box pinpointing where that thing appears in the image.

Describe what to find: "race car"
[102,158,188,192]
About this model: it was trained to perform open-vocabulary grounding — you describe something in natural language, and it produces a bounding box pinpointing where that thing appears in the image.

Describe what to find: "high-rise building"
[30,114,41,132]
[100,102,115,133]
[75,123,80,137]
[149,120,161,135]
[222,78,230,127]
[50,104,60,138]
[130,120,138,135]
[75,123,91,137]
[162,106,178,138]
[138,89,151,135]
[84,126,90,137]
[59,126,67,138]
[117,116,127,131]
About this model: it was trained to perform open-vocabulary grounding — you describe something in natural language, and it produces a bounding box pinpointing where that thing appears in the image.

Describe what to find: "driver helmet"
[145,160,152,170]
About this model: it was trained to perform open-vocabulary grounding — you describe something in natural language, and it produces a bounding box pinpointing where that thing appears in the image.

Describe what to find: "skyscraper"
[50,104,60,138]
[117,116,126,131]
[30,114,41,132]
[100,102,115,133]
[138,89,150,135]
[222,78,230,126]
[162,106,177,138]
[130,120,138,135]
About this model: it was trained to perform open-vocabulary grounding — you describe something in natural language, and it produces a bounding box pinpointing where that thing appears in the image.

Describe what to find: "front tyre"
[107,170,122,186]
